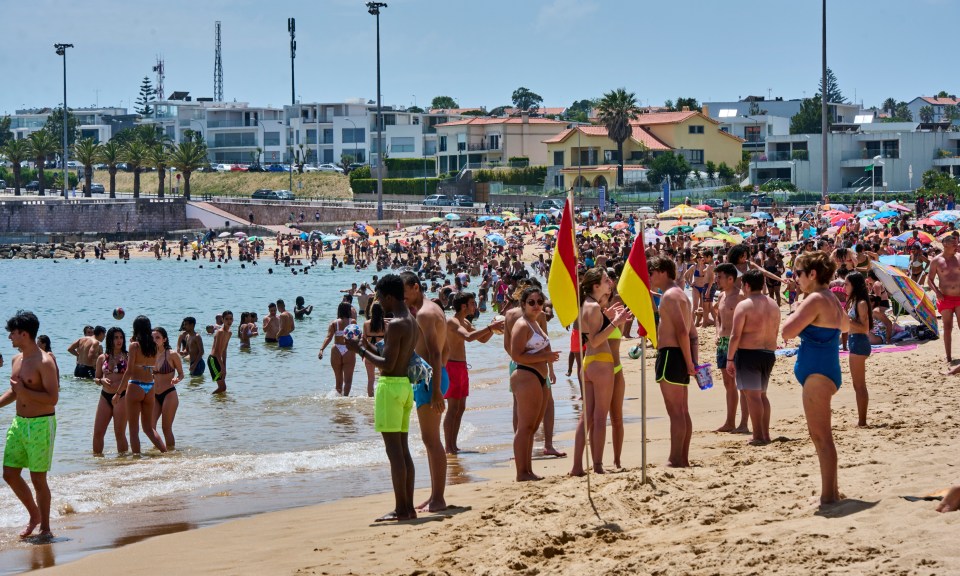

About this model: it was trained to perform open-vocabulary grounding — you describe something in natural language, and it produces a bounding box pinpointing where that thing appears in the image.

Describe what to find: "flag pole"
[569,188,594,503]
[640,339,647,485]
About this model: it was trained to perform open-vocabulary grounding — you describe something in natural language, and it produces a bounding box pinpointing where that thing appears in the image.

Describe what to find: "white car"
[636,206,655,213]
[318,163,345,173]
[214,163,233,172]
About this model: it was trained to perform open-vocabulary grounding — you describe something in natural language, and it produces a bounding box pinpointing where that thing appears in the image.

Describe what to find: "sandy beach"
[28,313,960,575]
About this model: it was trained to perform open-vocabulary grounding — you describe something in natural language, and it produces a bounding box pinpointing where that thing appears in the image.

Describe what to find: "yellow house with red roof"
[544,109,742,189]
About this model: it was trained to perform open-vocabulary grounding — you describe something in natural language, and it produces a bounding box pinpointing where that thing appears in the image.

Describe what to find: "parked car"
[25,181,40,191]
[246,164,265,172]
[274,189,295,200]
[536,199,564,210]
[0,179,6,189]
[453,195,474,207]
[702,198,724,209]
[252,189,279,200]
[266,164,289,172]
[229,164,249,172]
[214,163,232,172]
[423,194,452,206]
[93,163,108,170]
[742,193,773,210]
[89,183,105,194]
[318,163,345,173]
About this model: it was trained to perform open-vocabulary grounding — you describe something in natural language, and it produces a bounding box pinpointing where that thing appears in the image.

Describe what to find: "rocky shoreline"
[0,242,124,260]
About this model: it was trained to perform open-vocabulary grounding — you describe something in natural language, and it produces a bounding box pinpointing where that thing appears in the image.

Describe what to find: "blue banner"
[662,179,671,211]
[598,186,606,213]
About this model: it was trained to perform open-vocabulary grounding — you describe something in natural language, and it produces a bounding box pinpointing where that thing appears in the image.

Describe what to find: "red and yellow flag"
[547,193,579,328]
[617,234,658,347]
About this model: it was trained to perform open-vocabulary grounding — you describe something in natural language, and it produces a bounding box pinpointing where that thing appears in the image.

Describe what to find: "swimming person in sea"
[208,311,233,394]
[151,327,183,450]
[93,327,129,455]
[119,316,167,454]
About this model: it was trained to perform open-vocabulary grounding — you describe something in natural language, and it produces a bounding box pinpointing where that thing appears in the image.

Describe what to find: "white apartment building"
[6,107,136,142]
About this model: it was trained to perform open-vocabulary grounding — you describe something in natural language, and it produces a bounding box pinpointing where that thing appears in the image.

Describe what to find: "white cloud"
[536,0,599,33]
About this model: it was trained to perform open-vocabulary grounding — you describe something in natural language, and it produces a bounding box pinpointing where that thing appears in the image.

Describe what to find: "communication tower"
[214,21,223,102]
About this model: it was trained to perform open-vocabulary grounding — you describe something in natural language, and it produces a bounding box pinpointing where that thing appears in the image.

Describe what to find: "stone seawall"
[0,197,187,234]
[210,200,480,226]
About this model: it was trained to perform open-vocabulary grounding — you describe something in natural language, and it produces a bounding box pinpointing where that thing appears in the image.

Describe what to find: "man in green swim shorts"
[345,274,418,522]
[1,311,60,540]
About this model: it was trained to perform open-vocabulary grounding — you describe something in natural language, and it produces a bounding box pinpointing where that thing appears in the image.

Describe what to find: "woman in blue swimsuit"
[119,316,168,454]
[783,252,849,507]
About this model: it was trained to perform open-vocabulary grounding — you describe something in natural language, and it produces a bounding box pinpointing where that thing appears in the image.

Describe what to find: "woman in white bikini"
[319,302,359,396]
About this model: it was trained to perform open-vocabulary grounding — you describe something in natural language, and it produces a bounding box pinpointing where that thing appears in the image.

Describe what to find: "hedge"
[352,178,440,195]
[473,165,547,185]
[348,165,371,184]
[385,158,436,172]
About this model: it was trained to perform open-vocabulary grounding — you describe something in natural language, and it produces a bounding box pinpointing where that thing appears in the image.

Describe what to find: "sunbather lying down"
[901,486,960,512]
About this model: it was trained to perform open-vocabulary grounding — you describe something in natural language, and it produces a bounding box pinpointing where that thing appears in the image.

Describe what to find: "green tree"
[790,95,823,134]
[882,97,897,115]
[145,143,169,198]
[596,88,640,188]
[42,108,80,150]
[1,139,31,195]
[72,138,101,197]
[818,67,846,103]
[113,124,164,147]
[430,96,458,110]
[120,139,148,198]
[671,97,700,112]
[937,90,951,98]
[169,140,208,200]
[0,116,12,147]
[565,99,596,123]
[135,76,155,116]
[28,130,59,196]
[489,106,510,116]
[705,160,717,184]
[647,152,691,190]
[407,106,424,113]
[747,101,767,116]
[921,169,960,196]
[893,102,913,122]
[717,161,735,185]
[511,87,543,112]
[945,105,960,121]
[461,109,487,116]
[919,105,935,123]
[98,140,122,198]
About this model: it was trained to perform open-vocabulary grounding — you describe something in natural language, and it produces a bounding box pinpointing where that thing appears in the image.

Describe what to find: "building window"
[424,141,437,155]
[263,132,280,146]
[212,132,258,148]
[342,127,365,143]
[323,129,333,144]
[439,136,447,152]
[604,150,620,163]
[553,151,564,166]
[391,136,415,153]
[688,149,704,164]
[488,134,500,150]
[306,129,317,145]
[323,149,334,163]
[744,125,761,143]
[720,126,729,133]
[688,125,704,134]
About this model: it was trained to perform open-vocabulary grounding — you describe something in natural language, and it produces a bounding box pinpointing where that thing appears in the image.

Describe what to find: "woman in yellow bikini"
[570,268,632,476]
[606,273,627,469]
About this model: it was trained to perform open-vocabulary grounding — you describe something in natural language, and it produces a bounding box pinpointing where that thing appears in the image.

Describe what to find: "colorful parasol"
[869,261,938,336]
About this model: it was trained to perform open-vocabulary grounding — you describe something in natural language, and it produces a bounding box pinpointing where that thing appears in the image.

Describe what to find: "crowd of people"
[5,194,960,541]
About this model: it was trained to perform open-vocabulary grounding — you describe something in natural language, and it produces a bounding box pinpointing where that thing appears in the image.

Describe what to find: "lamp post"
[367,1,387,220]
[871,154,882,204]
[55,43,73,198]
[789,160,796,189]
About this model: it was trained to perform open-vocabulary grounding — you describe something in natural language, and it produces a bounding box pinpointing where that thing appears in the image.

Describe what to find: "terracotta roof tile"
[630,111,699,126]
[921,96,960,106]
[559,164,647,173]
[542,125,671,151]
[435,117,567,128]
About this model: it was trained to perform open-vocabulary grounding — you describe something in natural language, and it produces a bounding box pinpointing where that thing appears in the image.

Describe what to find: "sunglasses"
[793,269,807,276]
[525,299,545,307]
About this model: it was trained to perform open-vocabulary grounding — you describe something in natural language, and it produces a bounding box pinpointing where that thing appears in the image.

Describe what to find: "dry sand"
[32,313,960,575]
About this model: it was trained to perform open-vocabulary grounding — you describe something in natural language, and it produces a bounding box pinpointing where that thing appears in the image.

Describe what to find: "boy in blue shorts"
[2,311,60,539]
[346,275,418,522]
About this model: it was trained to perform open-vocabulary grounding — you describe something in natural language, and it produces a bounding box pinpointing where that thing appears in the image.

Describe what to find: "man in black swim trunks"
[67,325,104,379]
[648,256,697,468]
[263,303,280,343]
[178,317,205,377]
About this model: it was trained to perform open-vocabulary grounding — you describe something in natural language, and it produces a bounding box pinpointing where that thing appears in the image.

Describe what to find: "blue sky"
[1,0,957,116]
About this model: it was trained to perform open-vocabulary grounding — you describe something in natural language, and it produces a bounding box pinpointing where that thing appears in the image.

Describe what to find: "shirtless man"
[1,311,60,539]
[208,311,233,394]
[263,302,280,343]
[928,235,960,371]
[276,300,295,348]
[67,325,105,379]
[444,292,504,454]
[714,263,749,433]
[345,274,418,522]
[725,270,780,445]
[178,317,206,377]
[399,271,448,512]
[648,256,697,468]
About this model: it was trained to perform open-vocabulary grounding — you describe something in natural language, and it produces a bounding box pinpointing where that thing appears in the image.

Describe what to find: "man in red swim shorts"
[444,292,504,454]
[928,234,960,371]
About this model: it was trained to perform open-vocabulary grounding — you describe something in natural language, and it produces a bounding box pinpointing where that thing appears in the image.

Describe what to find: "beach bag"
[694,363,714,390]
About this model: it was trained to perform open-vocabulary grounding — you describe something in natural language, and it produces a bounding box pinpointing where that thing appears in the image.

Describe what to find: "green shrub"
[351,178,440,195]
[385,158,436,172]
[472,165,547,185]
[508,156,530,168]
[348,165,371,183]
[759,179,797,192]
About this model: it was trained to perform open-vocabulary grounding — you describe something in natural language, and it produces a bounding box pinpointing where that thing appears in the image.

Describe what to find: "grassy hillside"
[97,170,352,199]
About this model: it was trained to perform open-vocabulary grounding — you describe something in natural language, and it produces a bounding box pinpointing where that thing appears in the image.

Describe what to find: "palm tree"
[1,139,31,196]
[72,138,101,197]
[28,131,59,196]
[882,97,897,116]
[169,140,208,201]
[145,143,169,198]
[99,140,122,198]
[596,88,640,187]
[919,105,935,124]
[120,139,148,198]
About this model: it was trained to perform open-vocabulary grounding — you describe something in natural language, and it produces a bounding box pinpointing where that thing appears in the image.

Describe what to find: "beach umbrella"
[233,231,247,238]
[658,205,708,219]
[320,234,339,243]
[884,202,911,213]
[666,225,693,235]
[931,212,959,223]
[543,225,559,232]
[247,236,261,242]
[344,230,361,239]
[507,216,521,222]
[533,213,549,224]
[299,232,309,240]
[741,219,759,227]
[427,217,445,223]
[876,210,899,219]
[445,213,460,221]
[714,232,743,245]
[549,207,562,216]
[871,200,886,208]
[697,218,713,226]
[580,211,593,217]
[544,229,558,236]
[611,221,629,230]
[869,261,938,336]
[502,210,516,217]
[455,231,471,237]
[692,224,713,235]
[857,209,880,218]
[894,231,935,245]
[695,204,714,212]
[698,238,725,248]
[916,218,943,227]
[477,215,492,222]
[859,218,881,230]
[823,225,840,236]
[822,203,849,212]
[939,230,960,240]
[751,211,773,220]
[218,232,231,238]
[728,217,746,224]
[485,233,506,246]
[643,227,664,237]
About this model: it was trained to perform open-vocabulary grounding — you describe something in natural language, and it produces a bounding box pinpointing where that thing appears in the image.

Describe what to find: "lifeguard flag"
[547,193,579,328]
[617,235,658,347]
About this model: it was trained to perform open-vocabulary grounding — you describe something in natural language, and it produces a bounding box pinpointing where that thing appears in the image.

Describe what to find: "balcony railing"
[842,149,900,161]
[206,120,260,128]
[935,148,960,159]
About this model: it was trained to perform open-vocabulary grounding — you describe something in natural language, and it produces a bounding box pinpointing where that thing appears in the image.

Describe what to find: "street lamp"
[871,154,883,203]
[55,43,73,198]
[789,160,796,189]
[367,1,387,220]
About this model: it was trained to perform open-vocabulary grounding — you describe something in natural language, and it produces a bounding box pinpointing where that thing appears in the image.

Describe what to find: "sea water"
[0,257,581,571]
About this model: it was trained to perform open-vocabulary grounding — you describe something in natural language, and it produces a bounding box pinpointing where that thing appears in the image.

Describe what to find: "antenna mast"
[214,21,223,102]
[152,56,165,101]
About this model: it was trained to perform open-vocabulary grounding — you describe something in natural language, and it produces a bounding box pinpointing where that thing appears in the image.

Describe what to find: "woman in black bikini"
[362,300,386,397]
[152,327,184,450]
[92,327,129,455]
[119,315,167,454]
